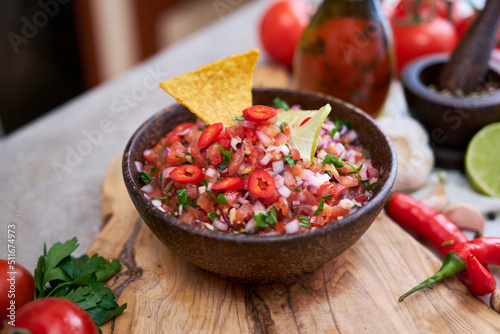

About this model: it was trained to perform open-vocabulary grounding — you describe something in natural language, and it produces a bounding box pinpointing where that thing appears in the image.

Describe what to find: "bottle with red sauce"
[293,0,395,117]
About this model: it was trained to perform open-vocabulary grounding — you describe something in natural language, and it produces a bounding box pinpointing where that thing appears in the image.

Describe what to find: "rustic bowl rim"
[123,87,397,245]
[401,53,500,108]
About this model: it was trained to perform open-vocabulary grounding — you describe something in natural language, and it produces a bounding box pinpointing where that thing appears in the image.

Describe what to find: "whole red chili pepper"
[399,237,500,302]
[385,192,468,256]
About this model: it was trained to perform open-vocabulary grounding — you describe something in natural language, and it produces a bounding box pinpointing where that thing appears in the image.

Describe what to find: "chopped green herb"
[139,170,153,184]
[298,216,310,227]
[330,128,338,137]
[313,199,325,216]
[175,155,181,159]
[177,189,196,207]
[215,193,228,205]
[34,238,126,329]
[185,151,195,165]
[180,161,191,165]
[344,159,364,175]
[322,194,333,199]
[207,212,219,221]
[334,119,351,130]
[231,115,246,121]
[152,196,169,200]
[283,145,297,167]
[217,144,232,172]
[280,122,288,133]
[163,184,172,195]
[273,97,290,111]
[322,153,344,168]
[253,206,278,230]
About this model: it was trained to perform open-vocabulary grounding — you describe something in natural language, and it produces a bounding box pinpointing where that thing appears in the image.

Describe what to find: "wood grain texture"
[88,157,500,333]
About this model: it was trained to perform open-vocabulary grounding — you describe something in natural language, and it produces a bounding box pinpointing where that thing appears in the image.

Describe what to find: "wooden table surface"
[0,0,274,271]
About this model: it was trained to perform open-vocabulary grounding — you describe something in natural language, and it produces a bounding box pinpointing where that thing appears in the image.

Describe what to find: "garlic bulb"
[377,116,434,192]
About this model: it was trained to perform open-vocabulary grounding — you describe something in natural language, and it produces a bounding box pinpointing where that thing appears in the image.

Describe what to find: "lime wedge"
[277,104,332,164]
[465,122,500,198]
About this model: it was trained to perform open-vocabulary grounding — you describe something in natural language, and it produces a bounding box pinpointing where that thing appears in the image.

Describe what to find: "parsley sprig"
[34,238,126,331]
[253,206,278,231]
[217,144,232,172]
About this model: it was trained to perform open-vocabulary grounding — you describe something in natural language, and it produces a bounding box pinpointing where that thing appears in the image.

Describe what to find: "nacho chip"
[159,49,259,127]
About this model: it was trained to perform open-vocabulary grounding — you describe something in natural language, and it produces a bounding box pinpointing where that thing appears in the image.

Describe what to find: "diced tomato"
[248,170,276,199]
[338,175,360,188]
[275,221,286,233]
[228,148,244,175]
[143,149,160,165]
[206,143,223,166]
[244,129,258,145]
[242,105,278,122]
[198,192,216,213]
[318,183,346,201]
[198,123,223,149]
[189,143,207,168]
[234,203,253,224]
[166,151,185,166]
[291,149,300,160]
[273,133,288,146]
[170,165,204,184]
[223,190,239,206]
[226,125,244,139]
[262,189,280,205]
[185,184,198,200]
[212,177,244,191]
[276,196,290,216]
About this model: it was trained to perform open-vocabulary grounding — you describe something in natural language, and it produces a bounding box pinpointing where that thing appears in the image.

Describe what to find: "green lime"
[465,122,500,198]
[277,104,332,164]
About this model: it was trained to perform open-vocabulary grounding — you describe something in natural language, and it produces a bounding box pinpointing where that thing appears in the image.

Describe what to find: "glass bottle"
[293,0,395,117]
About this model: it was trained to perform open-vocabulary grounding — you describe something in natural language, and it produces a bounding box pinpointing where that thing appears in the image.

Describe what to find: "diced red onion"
[178,204,183,216]
[237,197,249,204]
[237,162,246,175]
[336,143,346,158]
[291,105,301,110]
[152,199,162,207]
[163,179,174,192]
[205,168,217,178]
[274,174,285,189]
[220,167,228,173]
[144,194,151,200]
[256,131,273,146]
[134,161,143,172]
[266,145,277,152]
[242,120,254,128]
[164,147,170,156]
[273,160,284,175]
[163,167,175,179]
[292,200,300,206]
[141,184,154,193]
[245,218,257,233]
[260,153,273,166]
[296,169,314,180]
[213,219,228,231]
[285,219,299,234]
[231,202,241,209]
[178,128,190,136]
[253,200,266,214]
[345,130,358,142]
[231,137,242,150]
[298,193,306,202]
[207,182,213,191]
[278,186,292,198]
[278,145,290,156]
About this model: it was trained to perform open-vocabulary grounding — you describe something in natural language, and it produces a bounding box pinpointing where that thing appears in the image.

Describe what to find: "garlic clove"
[442,203,485,237]
[377,116,434,192]
[420,181,447,212]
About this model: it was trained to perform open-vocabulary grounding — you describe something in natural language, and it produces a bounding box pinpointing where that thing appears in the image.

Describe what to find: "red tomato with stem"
[198,123,223,149]
[242,105,278,122]
[170,165,204,184]
[9,297,98,334]
[248,170,276,199]
[259,0,312,68]
[0,260,34,328]
[212,177,244,191]
[391,16,458,76]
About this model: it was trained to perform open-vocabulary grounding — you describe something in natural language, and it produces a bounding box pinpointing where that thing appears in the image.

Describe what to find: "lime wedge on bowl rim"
[277,104,332,165]
[465,122,500,198]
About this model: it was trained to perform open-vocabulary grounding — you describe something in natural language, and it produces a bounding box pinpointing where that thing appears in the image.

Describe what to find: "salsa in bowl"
[123,88,397,283]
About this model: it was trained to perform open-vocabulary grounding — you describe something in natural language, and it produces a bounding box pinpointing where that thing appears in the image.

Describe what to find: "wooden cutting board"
[88,157,500,334]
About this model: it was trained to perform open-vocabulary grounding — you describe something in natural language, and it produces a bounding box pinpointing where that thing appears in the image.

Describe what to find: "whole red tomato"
[391,16,458,76]
[0,260,34,328]
[9,298,98,334]
[259,0,311,68]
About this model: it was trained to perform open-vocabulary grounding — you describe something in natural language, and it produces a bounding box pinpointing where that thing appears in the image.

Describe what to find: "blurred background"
[0,0,486,136]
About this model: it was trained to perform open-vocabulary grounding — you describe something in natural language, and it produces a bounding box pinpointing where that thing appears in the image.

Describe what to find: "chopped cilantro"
[177,189,196,208]
[280,122,288,133]
[313,199,325,216]
[139,170,153,184]
[185,151,195,165]
[298,216,310,227]
[334,119,351,130]
[273,97,290,111]
[217,144,232,172]
[231,115,246,121]
[152,196,169,200]
[215,193,228,205]
[322,194,333,199]
[329,128,337,137]
[283,145,297,167]
[254,206,278,229]
[322,153,344,168]
[344,159,364,175]
[207,212,219,221]
[163,184,172,194]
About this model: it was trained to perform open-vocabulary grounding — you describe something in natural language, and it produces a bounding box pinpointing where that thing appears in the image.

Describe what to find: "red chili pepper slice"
[198,123,223,149]
[242,105,278,122]
[172,122,194,133]
[169,164,204,184]
[248,170,276,198]
[212,177,244,191]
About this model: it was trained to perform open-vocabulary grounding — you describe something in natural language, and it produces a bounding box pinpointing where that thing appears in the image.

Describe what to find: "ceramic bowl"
[122,88,397,284]
[402,54,500,169]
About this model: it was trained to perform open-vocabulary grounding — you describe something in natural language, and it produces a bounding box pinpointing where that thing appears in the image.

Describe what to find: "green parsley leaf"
[231,115,246,121]
[344,159,364,175]
[215,193,228,205]
[253,206,278,230]
[207,212,219,221]
[298,216,310,227]
[330,128,338,137]
[273,97,290,111]
[217,144,232,172]
[313,199,325,216]
[139,171,153,184]
[177,189,196,207]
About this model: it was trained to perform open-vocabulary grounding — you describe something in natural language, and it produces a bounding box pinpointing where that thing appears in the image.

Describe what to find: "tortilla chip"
[159,49,259,127]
